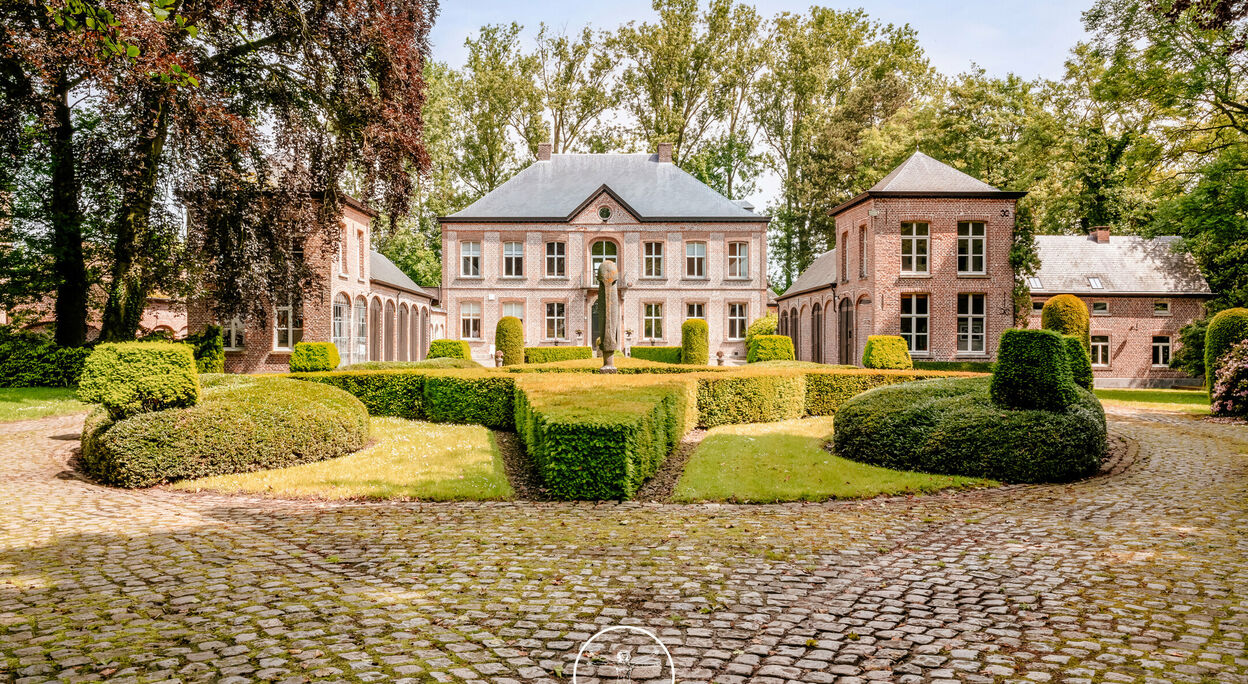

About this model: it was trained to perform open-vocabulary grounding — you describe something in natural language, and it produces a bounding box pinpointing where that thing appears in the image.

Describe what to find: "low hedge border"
[630,346,683,364]
[524,346,593,363]
[294,369,516,429]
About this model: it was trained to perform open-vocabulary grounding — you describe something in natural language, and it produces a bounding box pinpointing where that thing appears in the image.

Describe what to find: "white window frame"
[545,302,566,340]
[957,293,986,355]
[545,241,566,278]
[331,297,349,356]
[900,293,929,355]
[503,241,524,278]
[502,301,524,322]
[1031,300,1045,314]
[1152,335,1171,367]
[727,242,749,279]
[685,242,707,278]
[1092,301,1109,316]
[686,302,705,320]
[727,303,747,340]
[1154,300,1171,316]
[643,241,664,278]
[590,240,618,279]
[460,301,482,340]
[901,222,930,275]
[644,303,664,340]
[353,299,368,364]
[957,221,986,275]
[273,301,303,352]
[223,317,245,351]
[461,241,481,278]
[1091,335,1110,367]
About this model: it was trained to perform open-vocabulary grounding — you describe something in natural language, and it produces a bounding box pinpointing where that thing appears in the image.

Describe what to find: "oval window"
[598,205,612,221]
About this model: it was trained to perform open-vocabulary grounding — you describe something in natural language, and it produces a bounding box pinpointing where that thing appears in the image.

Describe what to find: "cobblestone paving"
[1,408,1245,683]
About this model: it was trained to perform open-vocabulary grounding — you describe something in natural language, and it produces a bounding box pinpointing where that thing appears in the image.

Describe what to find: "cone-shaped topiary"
[495,316,524,366]
[1041,294,1090,350]
[1063,334,1093,390]
[862,335,913,369]
[681,318,709,365]
[1205,307,1248,396]
[990,328,1078,411]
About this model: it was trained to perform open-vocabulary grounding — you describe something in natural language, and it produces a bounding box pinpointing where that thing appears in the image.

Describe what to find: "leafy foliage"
[681,318,709,365]
[1041,295,1091,349]
[631,346,683,364]
[184,325,224,374]
[696,374,805,427]
[524,346,593,363]
[289,342,340,373]
[1204,308,1248,395]
[744,313,777,357]
[1211,340,1248,416]
[1064,334,1095,390]
[495,316,525,366]
[862,335,913,370]
[77,341,200,419]
[746,335,795,363]
[0,328,91,387]
[341,358,482,371]
[428,339,472,360]
[990,329,1079,412]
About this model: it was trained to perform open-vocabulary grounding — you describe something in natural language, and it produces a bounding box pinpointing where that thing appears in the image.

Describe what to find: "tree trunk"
[49,71,89,347]
[99,96,169,342]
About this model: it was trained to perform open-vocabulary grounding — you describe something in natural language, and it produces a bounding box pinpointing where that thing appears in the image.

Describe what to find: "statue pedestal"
[599,351,618,374]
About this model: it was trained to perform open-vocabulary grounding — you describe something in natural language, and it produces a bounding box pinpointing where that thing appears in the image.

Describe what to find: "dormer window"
[598,205,612,221]
[1027,277,1043,289]
[1088,277,1104,289]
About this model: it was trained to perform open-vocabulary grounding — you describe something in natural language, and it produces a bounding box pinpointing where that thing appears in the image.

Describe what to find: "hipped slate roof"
[777,249,838,300]
[369,251,439,300]
[1032,235,1211,296]
[441,153,766,222]
[831,151,1026,215]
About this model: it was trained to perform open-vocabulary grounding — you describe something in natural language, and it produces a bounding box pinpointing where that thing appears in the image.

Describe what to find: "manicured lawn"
[1094,387,1210,415]
[673,417,991,503]
[174,417,514,500]
[0,387,86,423]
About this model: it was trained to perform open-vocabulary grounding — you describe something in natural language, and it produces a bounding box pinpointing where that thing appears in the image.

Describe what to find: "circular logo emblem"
[573,625,675,684]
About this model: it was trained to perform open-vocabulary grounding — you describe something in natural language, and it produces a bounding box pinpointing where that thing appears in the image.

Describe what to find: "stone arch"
[838,297,853,365]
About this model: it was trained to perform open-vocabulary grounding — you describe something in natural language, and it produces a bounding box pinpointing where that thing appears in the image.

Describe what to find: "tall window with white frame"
[900,294,929,354]
[545,302,565,340]
[1152,335,1171,367]
[545,241,566,277]
[354,298,367,362]
[685,242,706,278]
[274,300,303,351]
[223,317,244,351]
[900,222,929,275]
[503,241,524,277]
[643,241,664,278]
[686,302,705,320]
[1091,335,1110,367]
[957,221,986,275]
[956,294,986,354]
[461,241,481,277]
[332,295,349,361]
[502,301,524,321]
[644,303,664,340]
[591,240,617,281]
[461,301,482,339]
[727,241,748,278]
[727,303,747,340]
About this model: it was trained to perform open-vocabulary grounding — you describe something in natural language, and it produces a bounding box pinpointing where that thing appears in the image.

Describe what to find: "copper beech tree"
[1,0,437,343]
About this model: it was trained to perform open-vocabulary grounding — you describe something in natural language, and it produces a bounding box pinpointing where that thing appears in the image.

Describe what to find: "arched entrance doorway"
[838,298,853,365]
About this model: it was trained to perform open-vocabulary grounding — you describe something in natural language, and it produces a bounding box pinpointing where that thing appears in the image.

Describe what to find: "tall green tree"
[532,24,619,154]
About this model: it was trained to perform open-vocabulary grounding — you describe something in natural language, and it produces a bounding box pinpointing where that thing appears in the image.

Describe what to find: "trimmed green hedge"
[185,325,225,374]
[1064,334,1094,390]
[428,339,471,360]
[298,369,428,418]
[834,376,1106,483]
[524,346,593,364]
[422,374,516,429]
[990,328,1078,411]
[914,360,994,373]
[341,358,482,371]
[631,346,683,364]
[681,319,709,365]
[496,316,524,366]
[1041,294,1090,349]
[696,374,805,427]
[290,342,340,372]
[744,314,778,358]
[78,342,201,419]
[0,329,92,387]
[746,335,795,363]
[80,378,368,488]
[1205,308,1248,395]
[862,335,913,369]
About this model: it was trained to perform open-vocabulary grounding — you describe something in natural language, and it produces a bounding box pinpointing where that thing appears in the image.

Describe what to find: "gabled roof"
[441,153,767,223]
[831,151,1027,216]
[1031,235,1212,296]
[369,251,439,300]
[776,249,837,300]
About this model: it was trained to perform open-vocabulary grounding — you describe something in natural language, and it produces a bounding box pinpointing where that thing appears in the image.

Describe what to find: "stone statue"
[597,260,621,373]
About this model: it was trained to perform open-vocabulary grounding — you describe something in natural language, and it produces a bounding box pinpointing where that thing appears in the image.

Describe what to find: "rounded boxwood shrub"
[744,313,777,357]
[80,377,368,488]
[1211,339,1248,417]
[289,341,340,372]
[1063,334,1094,390]
[1041,294,1090,349]
[185,324,225,373]
[681,318,709,365]
[77,342,201,419]
[1205,308,1248,395]
[834,376,1106,483]
[990,328,1078,411]
[495,316,524,366]
[862,335,913,370]
[428,339,471,360]
[746,335,795,363]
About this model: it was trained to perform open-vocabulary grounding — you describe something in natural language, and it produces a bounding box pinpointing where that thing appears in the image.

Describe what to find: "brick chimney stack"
[537,142,552,161]
[657,142,673,163]
[1090,226,1111,244]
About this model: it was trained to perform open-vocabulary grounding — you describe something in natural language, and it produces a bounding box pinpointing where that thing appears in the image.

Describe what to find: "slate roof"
[442,154,766,222]
[777,249,838,300]
[369,251,439,300]
[831,151,1027,215]
[1032,235,1211,296]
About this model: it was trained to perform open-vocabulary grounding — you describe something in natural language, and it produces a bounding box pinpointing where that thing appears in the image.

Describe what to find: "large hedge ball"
[990,328,1078,411]
[1205,308,1248,395]
[1063,334,1094,390]
[1041,294,1090,349]
[681,318,709,365]
[495,316,525,366]
[78,342,201,419]
[862,335,913,370]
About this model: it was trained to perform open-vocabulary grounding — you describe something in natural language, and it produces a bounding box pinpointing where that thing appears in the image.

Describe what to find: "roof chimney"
[1090,226,1111,244]
[657,142,673,163]
[537,142,552,161]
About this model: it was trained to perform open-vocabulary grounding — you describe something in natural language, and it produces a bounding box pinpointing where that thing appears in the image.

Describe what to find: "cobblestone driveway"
[1,408,1245,684]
